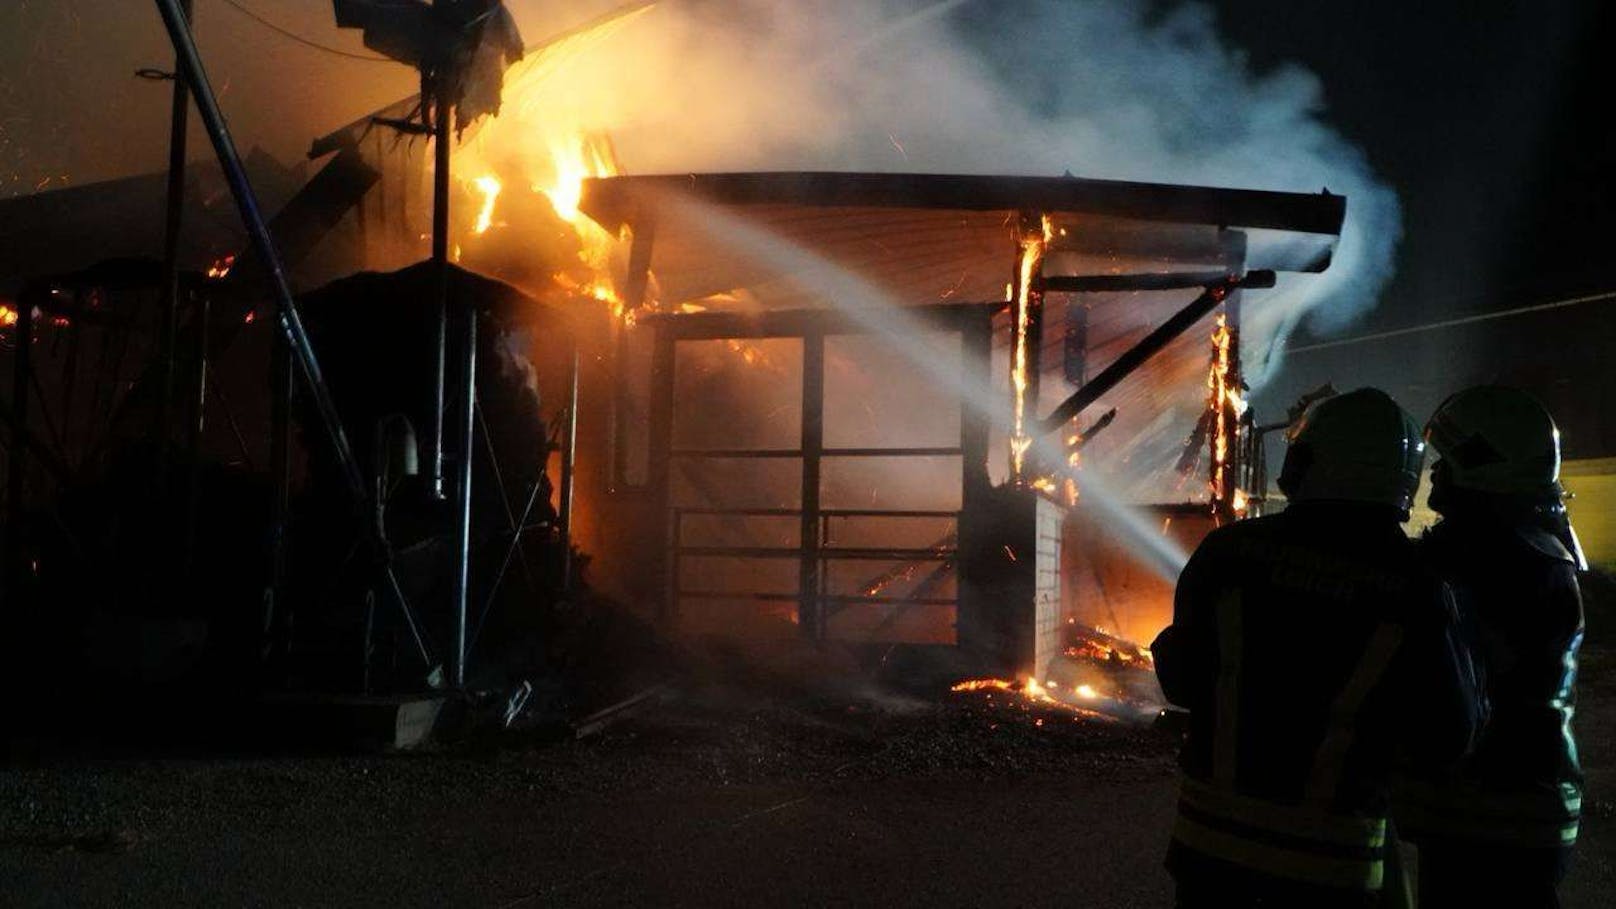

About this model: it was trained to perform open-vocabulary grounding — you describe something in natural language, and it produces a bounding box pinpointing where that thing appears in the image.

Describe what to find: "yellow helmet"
[1277,388,1425,518]
[1425,386,1562,498]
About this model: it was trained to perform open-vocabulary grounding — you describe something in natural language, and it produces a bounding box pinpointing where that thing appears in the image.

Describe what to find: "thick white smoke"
[501,0,1402,379]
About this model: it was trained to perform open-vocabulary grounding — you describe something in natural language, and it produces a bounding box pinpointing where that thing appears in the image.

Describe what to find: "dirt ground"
[2,649,1612,907]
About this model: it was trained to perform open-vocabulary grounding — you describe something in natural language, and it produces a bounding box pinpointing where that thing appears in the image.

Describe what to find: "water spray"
[654,188,1198,580]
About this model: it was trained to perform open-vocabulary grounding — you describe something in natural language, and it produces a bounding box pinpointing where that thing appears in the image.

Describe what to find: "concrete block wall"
[957,485,1068,679]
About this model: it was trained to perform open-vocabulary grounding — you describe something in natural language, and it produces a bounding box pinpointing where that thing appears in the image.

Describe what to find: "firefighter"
[1396,386,1585,909]
[1152,387,1481,907]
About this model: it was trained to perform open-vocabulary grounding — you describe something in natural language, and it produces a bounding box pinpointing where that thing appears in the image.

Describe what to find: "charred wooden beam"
[799,332,826,640]
[1042,271,1237,294]
[641,301,1003,341]
[581,172,1346,238]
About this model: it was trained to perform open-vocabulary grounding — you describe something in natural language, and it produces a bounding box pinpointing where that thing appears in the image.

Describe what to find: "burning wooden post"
[1208,231,1249,522]
[1009,211,1050,484]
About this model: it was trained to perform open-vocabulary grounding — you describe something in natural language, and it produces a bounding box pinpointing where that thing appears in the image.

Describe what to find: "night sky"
[1211,0,1616,454]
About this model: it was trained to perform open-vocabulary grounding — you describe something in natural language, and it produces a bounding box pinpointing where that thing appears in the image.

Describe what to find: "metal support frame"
[449,297,476,688]
[152,0,435,679]
[558,341,581,592]
[428,74,451,501]
[157,0,194,479]
[1036,270,1274,436]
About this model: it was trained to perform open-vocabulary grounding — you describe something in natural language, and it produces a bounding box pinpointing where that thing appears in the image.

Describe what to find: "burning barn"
[544,170,1345,685]
[0,1,1352,722]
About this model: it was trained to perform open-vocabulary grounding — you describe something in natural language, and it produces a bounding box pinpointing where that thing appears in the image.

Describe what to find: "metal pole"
[449,302,476,689]
[157,0,194,474]
[267,336,292,669]
[558,340,580,592]
[429,70,451,500]
[6,299,33,599]
[182,290,209,575]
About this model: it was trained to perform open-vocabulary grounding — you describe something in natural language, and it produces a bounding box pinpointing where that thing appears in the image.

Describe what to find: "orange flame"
[471,175,502,235]
[1209,313,1243,511]
[206,255,236,280]
[951,675,1113,718]
[1009,216,1053,480]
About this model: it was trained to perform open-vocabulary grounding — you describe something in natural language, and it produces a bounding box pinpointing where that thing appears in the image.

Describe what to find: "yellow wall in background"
[1564,458,1616,572]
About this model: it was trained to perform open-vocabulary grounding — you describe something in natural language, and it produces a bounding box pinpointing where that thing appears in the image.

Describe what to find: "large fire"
[447,8,653,322]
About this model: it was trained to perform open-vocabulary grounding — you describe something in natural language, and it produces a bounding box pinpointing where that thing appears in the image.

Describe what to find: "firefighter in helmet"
[1153,387,1482,907]
[1395,386,1585,908]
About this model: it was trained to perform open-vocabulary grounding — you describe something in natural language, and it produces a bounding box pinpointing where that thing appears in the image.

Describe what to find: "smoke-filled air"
[475,0,1400,379]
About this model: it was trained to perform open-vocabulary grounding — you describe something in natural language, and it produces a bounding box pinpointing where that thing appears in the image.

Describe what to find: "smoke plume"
[496,0,1401,378]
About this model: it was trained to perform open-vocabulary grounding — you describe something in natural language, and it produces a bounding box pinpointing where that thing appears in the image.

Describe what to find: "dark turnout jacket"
[1152,502,1482,896]
[1395,516,1584,848]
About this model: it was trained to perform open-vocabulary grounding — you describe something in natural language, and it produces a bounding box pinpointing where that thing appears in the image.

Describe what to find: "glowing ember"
[471,175,502,234]
[0,304,17,327]
[206,254,236,279]
[951,675,1113,718]
[951,678,1016,693]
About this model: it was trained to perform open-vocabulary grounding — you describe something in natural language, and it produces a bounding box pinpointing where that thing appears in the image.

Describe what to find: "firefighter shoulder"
[1152,388,1483,898]
[1394,386,1585,850]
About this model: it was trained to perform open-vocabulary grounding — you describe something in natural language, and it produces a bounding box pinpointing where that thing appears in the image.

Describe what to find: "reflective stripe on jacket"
[1173,777,1388,890]
[1154,504,1482,895]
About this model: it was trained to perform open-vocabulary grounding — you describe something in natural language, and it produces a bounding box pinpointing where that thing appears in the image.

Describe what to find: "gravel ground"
[1,652,1611,907]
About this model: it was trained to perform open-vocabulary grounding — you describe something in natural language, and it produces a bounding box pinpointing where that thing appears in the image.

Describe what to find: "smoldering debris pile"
[480,608,1174,786]
[516,678,1175,791]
